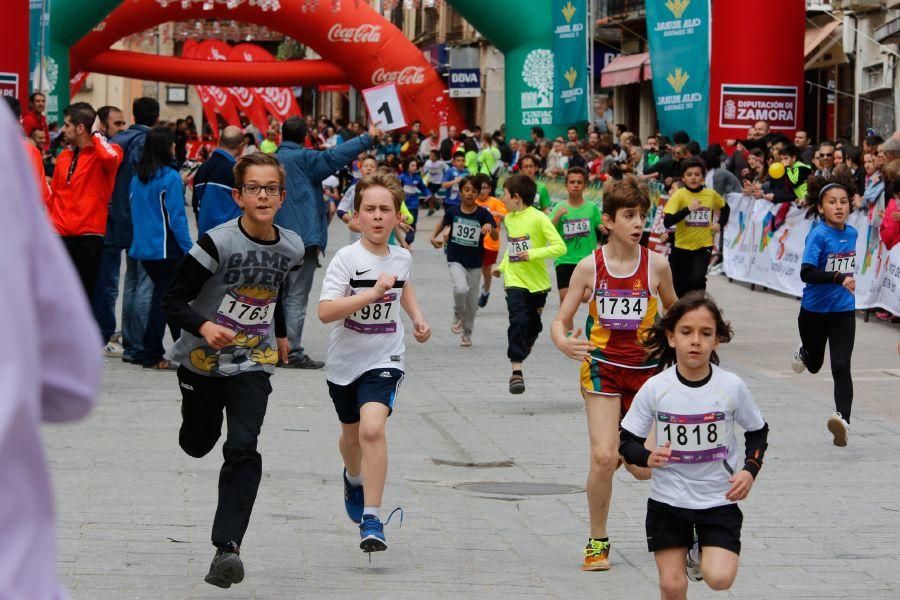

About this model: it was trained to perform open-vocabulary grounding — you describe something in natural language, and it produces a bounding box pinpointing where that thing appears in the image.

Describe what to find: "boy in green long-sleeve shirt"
[493,174,566,394]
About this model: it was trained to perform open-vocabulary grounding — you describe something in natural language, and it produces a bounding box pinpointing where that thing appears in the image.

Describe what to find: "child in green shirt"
[550,166,603,301]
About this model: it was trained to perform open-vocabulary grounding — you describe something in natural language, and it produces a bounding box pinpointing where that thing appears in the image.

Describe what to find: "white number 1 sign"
[362,83,407,132]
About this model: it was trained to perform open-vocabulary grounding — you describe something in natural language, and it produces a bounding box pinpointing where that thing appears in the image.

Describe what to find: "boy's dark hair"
[699,150,721,170]
[63,102,96,130]
[602,175,650,218]
[672,130,690,145]
[503,174,537,206]
[281,116,307,143]
[401,155,419,171]
[566,166,588,182]
[680,156,707,176]
[781,144,802,160]
[459,175,478,194]
[685,140,702,157]
[518,153,539,169]
[473,173,493,191]
[132,97,159,127]
[233,151,286,189]
[28,92,45,105]
[354,172,403,212]
[643,291,733,372]
[452,150,466,161]
[531,126,545,138]
[97,105,120,126]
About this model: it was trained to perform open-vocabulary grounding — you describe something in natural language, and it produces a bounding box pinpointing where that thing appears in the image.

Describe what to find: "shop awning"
[805,20,846,70]
[600,52,651,88]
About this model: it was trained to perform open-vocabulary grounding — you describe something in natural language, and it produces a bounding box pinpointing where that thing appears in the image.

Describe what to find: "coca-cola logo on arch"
[261,87,292,115]
[372,66,425,86]
[328,23,382,43]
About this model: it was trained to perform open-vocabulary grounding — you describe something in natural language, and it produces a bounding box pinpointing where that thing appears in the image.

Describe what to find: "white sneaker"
[686,530,703,582]
[790,343,806,374]
[827,412,849,447]
[103,341,124,358]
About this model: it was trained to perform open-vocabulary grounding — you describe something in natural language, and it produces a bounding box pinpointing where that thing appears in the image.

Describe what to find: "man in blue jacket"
[93,97,158,363]
[275,116,381,369]
[193,126,245,236]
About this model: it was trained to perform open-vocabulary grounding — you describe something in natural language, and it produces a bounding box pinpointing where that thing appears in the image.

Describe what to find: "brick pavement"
[48,213,900,599]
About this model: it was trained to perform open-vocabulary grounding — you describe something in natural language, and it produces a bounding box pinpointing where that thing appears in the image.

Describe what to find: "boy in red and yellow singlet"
[551,176,677,572]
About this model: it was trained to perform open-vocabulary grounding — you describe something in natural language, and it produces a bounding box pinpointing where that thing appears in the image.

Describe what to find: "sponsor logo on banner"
[521,48,554,125]
[260,87,293,116]
[656,68,702,113]
[0,73,18,97]
[449,68,480,98]
[653,0,702,36]
[560,67,583,103]
[328,23,382,43]
[719,84,798,130]
[372,66,425,86]
[554,1,584,39]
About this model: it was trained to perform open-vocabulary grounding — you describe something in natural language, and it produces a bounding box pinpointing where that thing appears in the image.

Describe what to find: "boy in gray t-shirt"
[163,153,304,589]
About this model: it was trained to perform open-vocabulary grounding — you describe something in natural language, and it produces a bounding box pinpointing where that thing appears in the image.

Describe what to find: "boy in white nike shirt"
[318,172,431,554]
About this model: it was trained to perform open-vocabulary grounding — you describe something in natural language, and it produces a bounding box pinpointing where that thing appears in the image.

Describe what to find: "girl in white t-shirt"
[620,291,769,599]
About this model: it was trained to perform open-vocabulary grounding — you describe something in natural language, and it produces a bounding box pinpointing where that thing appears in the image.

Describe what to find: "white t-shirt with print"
[621,364,765,510]
[319,241,412,385]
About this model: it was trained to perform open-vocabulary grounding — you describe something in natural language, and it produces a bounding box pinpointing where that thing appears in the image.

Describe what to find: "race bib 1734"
[594,288,648,330]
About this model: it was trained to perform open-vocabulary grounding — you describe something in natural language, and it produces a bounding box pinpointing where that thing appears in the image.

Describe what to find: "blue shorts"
[327,368,405,424]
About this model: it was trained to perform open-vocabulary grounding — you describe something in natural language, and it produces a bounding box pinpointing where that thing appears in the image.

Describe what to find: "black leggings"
[798,308,855,422]
[669,246,712,298]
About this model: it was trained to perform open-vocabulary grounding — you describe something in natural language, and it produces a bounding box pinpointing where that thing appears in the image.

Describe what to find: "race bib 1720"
[825,251,856,275]
[656,411,730,464]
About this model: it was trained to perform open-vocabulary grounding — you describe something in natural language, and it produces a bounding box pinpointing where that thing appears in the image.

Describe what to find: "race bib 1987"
[508,235,531,262]
[344,291,398,334]
[656,410,729,464]
[825,251,856,275]
[216,289,276,336]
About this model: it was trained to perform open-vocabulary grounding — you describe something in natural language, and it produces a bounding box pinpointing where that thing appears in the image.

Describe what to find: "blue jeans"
[283,246,319,361]
[122,256,153,361]
[92,244,122,341]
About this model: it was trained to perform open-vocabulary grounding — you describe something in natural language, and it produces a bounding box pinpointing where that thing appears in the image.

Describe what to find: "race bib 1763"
[215,289,276,336]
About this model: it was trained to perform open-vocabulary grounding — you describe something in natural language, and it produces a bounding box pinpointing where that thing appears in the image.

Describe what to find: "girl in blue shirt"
[790,175,858,447]
[398,156,430,245]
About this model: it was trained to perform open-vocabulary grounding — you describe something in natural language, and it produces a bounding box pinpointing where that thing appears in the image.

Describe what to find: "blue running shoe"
[343,469,364,524]
[359,515,387,552]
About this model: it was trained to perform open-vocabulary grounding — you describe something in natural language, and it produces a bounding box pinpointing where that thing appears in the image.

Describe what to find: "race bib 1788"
[508,235,531,261]
[656,410,729,464]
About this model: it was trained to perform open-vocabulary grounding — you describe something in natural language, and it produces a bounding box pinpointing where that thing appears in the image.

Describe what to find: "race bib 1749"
[562,218,590,239]
[656,411,730,464]
[825,251,856,275]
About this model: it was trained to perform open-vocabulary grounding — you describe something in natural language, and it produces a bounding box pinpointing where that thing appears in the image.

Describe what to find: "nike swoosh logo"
[355,269,372,276]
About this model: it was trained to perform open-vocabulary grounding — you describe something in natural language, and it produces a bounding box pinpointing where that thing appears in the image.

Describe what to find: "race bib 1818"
[656,411,730,464]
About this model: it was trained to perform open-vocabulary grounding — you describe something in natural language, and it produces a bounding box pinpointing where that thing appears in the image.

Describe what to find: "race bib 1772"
[656,411,730,464]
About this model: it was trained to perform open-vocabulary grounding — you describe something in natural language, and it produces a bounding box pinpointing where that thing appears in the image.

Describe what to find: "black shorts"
[555,263,578,290]
[327,368,405,424]
[645,498,742,555]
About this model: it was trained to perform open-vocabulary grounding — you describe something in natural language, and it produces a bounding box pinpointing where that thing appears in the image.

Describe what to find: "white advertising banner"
[722,193,900,314]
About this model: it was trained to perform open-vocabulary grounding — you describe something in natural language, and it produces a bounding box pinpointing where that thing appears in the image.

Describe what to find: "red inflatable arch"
[71,0,463,132]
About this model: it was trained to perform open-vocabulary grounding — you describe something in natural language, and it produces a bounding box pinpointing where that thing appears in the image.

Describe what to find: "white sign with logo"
[362,83,407,132]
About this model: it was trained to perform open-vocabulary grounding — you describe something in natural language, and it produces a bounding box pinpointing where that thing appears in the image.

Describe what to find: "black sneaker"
[204,542,244,588]
[281,354,325,369]
[477,291,490,308]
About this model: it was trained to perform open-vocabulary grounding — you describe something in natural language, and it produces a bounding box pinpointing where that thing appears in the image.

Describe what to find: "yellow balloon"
[768,162,785,179]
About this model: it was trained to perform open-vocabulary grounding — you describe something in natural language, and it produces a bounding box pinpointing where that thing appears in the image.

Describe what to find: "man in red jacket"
[21,92,50,151]
[48,102,123,299]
